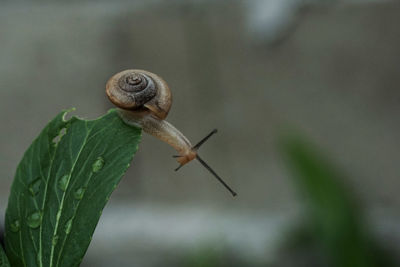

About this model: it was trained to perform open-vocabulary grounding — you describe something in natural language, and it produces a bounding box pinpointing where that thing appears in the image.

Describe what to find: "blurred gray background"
[1,0,399,266]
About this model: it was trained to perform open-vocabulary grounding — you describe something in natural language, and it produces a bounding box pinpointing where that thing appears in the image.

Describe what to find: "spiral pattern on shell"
[118,72,157,106]
[106,69,172,120]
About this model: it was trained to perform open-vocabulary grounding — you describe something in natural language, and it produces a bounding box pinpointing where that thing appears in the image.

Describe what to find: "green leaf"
[4,109,141,267]
[0,243,10,267]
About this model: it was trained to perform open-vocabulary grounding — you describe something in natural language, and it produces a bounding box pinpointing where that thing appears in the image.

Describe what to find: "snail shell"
[106,69,172,120]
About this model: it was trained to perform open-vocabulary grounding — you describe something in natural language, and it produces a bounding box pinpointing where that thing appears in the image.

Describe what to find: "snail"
[106,69,237,197]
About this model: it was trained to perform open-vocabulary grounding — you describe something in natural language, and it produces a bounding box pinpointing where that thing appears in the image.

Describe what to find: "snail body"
[106,69,236,196]
[117,108,196,165]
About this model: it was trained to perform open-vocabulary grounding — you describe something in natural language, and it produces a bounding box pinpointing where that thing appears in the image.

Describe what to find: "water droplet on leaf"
[92,157,105,173]
[36,253,41,266]
[52,235,59,246]
[27,211,42,229]
[74,187,85,200]
[58,175,69,191]
[65,218,73,234]
[52,127,66,144]
[28,178,41,196]
[10,220,20,232]
[56,210,61,221]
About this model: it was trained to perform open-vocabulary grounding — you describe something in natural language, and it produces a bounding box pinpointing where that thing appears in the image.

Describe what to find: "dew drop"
[92,157,105,173]
[28,178,41,196]
[27,211,42,229]
[36,253,41,266]
[74,187,85,200]
[65,218,73,234]
[10,220,20,232]
[52,235,59,246]
[56,210,61,221]
[58,174,69,191]
[52,127,66,144]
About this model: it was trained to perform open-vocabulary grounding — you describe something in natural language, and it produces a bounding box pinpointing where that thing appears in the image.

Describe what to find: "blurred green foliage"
[280,134,394,267]
[180,245,258,267]
[0,243,10,267]
[182,247,225,267]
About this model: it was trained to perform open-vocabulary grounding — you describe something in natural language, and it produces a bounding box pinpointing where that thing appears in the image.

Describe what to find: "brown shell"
[106,69,172,120]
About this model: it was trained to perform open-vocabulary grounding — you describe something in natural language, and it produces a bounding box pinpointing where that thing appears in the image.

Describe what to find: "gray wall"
[1,1,399,265]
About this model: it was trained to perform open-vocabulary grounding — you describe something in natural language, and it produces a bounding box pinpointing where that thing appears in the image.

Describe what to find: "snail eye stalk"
[195,155,237,197]
[174,129,237,197]
[192,129,218,150]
